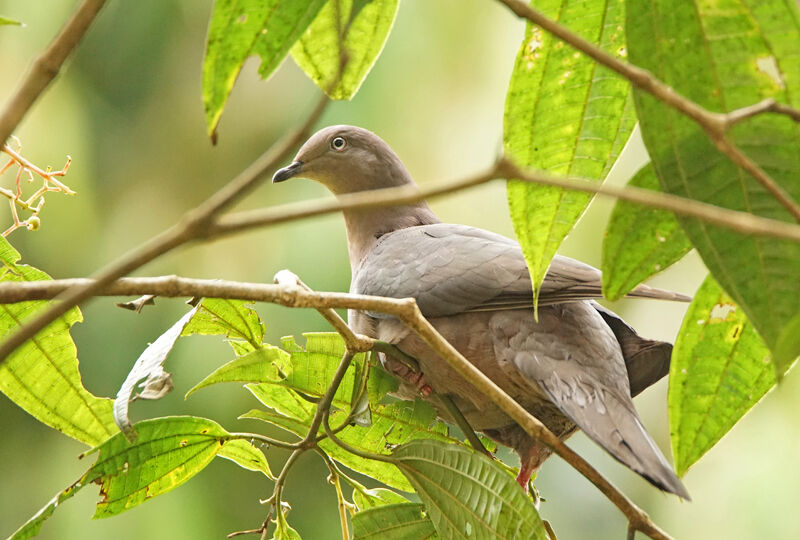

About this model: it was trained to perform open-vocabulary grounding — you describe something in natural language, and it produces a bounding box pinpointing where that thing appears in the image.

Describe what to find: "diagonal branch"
[494,0,800,223]
[0,93,329,367]
[0,0,109,145]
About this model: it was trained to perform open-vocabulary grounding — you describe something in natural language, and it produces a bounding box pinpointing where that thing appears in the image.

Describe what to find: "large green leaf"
[87,416,229,518]
[627,0,800,355]
[0,237,117,446]
[602,163,692,300]
[352,503,439,540]
[291,0,398,99]
[392,440,547,540]
[504,0,635,302]
[669,276,786,475]
[202,0,327,136]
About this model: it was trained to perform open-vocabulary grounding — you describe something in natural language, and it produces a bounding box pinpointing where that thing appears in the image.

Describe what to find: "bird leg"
[372,341,433,396]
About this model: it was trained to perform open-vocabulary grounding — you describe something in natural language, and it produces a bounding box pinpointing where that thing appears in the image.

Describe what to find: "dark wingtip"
[272,161,303,183]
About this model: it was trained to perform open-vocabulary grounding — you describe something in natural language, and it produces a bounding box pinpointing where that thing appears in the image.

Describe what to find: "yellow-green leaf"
[291,0,398,99]
[203,0,327,136]
[0,237,117,446]
[669,276,790,475]
[504,0,635,303]
[602,163,692,300]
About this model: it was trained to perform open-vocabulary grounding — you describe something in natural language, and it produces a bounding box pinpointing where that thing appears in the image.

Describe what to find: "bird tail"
[590,392,690,499]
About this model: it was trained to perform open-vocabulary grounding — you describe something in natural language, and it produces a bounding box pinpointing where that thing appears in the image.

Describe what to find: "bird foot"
[404,371,433,397]
[381,355,433,397]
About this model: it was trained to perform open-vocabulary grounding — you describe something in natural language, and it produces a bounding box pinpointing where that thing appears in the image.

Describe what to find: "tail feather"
[583,392,689,499]
[539,374,689,499]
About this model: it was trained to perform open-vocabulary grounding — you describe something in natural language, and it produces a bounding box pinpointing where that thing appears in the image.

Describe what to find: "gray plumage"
[274,125,690,499]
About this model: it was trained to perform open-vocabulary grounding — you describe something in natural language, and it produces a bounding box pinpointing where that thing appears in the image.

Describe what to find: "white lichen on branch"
[0,138,74,236]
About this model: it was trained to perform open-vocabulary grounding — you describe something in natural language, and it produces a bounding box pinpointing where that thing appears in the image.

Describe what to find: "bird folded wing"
[353,223,686,318]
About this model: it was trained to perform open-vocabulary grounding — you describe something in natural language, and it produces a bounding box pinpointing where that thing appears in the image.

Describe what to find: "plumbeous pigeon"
[274,125,690,499]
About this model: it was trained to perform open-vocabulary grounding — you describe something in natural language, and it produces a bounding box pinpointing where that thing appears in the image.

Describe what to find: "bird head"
[272,125,414,195]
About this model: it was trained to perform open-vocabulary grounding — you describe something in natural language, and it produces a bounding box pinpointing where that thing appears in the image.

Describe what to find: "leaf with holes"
[352,503,439,540]
[0,237,117,447]
[602,162,692,300]
[87,416,229,518]
[203,0,327,136]
[292,0,399,99]
[669,276,792,475]
[627,0,800,356]
[504,0,635,303]
[392,440,547,540]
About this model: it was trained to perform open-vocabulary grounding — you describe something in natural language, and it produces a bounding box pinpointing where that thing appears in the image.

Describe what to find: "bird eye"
[331,136,347,151]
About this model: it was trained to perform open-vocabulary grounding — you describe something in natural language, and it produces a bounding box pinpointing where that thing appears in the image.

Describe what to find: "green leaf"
[291,0,399,99]
[7,477,86,540]
[504,0,635,302]
[352,486,409,511]
[182,298,265,350]
[773,312,800,378]
[627,0,800,352]
[242,398,456,492]
[0,16,22,26]
[240,334,459,491]
[0,237,117,446]
[87,416,229,518]
[217,438,274,478]
[202,0,327,136]
[186,346,290,398]
[392,440,547,540]
[352,503,439,540]
[602,163,693,300]
[669,276,783,475]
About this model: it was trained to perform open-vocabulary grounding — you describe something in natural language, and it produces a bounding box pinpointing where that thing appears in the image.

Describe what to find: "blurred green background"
[1,1,798,538]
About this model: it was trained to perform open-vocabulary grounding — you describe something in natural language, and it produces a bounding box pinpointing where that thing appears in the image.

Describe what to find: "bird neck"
[342,203,440,273]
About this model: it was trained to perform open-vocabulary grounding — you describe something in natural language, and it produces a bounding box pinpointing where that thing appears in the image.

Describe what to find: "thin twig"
[301,350,357,448]
[209,157,800,243]
[316,448,351,540]
[722,98,800,127]
[0,93,329,367]
[494,0,800,223]
[0,0,109,145]
[228,432,299,451]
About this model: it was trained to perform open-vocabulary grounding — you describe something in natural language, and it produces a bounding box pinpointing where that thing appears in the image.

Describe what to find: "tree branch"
[209,156,800,243]
[494,0,800,223]
[0,0,109,145]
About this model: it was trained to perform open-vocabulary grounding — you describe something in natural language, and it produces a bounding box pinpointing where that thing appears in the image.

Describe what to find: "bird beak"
[272,161,304,183]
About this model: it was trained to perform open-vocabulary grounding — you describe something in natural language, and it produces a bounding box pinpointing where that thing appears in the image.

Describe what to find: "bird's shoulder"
[353,223,530,317]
